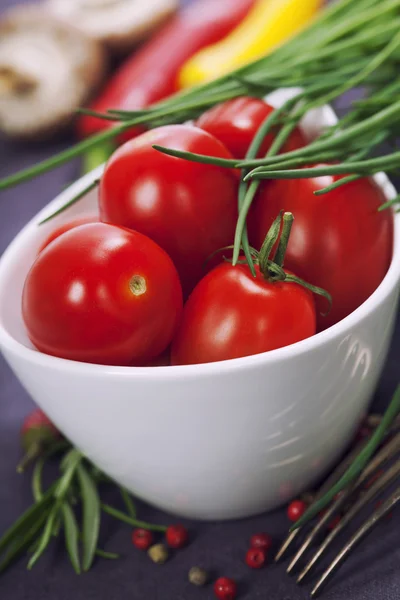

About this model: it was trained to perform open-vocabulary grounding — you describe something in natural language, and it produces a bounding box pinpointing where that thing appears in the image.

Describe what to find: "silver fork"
[275,416,400,597]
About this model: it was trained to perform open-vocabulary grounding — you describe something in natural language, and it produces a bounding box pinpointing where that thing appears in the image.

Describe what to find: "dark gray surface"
[0,1,399,598]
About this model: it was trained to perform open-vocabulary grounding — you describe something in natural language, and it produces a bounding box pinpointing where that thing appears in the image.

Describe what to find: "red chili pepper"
[77,0,255,142]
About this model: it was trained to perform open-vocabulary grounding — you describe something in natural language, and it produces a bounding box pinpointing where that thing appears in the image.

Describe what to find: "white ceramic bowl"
[1,91,399,520]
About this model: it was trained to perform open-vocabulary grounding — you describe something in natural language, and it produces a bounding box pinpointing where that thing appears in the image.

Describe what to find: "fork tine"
[296,454,400,584]
[275,438,368,563]
[285,431,400,572]
[311,484,400,598]
[286,488,351,574]
[367,413,400,429]
[274,530,302,562]
[358,431,400,484]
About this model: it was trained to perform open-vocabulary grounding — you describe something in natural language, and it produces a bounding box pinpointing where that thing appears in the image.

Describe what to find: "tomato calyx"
[250,211,333,315]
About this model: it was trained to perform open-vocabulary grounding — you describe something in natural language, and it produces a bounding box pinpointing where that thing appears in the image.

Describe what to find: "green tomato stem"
[274,213,294,268]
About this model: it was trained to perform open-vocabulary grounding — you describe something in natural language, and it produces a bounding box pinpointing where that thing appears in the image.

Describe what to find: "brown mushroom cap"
[45,0,178,54]
[0,6,107,140]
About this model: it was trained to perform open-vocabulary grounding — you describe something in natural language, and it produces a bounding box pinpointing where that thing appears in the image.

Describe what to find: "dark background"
[0,1,399,598]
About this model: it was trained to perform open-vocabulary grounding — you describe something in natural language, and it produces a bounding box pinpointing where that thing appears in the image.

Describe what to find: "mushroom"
[44,0,179,54]
[0,6,107,140]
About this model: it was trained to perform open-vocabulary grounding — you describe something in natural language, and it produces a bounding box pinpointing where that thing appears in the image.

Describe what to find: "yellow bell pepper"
[178,0,322,89]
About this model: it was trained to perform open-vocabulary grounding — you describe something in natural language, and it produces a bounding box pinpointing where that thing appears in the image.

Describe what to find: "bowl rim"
[0,165,399,381]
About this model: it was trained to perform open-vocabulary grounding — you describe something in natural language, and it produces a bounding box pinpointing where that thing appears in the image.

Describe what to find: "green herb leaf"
[119,487,137,519]
[55,449,82,498]
[61,502,81,574]
[28,507,59,569]
[38,180,100,225]
[101,504,167,533]
[95,548,120,560]
[76,464,101,572]
[0,483,56,555]
[152,145,237,168]
[0,510,49,573]
[32,441,70,502]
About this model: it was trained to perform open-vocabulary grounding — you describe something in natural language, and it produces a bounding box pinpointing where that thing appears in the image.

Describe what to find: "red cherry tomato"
[23,223,183,366]
[196,97,306,159]
[171,262,316,365]
[248,172,393,330]
[136,348,171,367]
[99,125,239,297]
[39,216,98,252]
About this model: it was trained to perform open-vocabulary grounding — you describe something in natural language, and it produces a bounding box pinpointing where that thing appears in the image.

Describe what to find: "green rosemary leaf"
[291,385,400,531]
[119,487,137,519]
[76,464,101,572]
[0,484,56,555]
[28,507,59,569]
[313,174,361,196]
[232,181,260,266]
[152,145,237,168]
[32,441,71,502]
[95,548,120,560]
[38,180,100,225]
[52,515,62,538]
[101,504,167,533]
[0,510,49,573]
[77,108,121,122]
[55,449,82,499]
[82,141,116,175]
[61,502,81,574]
[378,194,400,212]
[247,152,400,180]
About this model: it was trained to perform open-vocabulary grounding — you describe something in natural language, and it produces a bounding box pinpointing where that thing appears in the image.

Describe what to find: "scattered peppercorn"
[132,528,154,550]
[166,524,189,549]
[148,543,169,564]
[214,577,237,600]
[249,532,272,552]
[287,499,307,522]
[188,566,208,586]
[245,547,267,569]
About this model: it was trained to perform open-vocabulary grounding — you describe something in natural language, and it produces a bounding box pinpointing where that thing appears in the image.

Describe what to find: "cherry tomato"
[136,348,171,367]
[39,216,98,252]
[23,223,183,366]
[248,172,393,330]
[99,125,239,297]
[196,97,306,159]
[171,262,316,365]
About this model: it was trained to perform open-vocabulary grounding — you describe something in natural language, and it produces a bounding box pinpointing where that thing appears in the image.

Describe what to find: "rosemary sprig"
[0,444,167,575]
